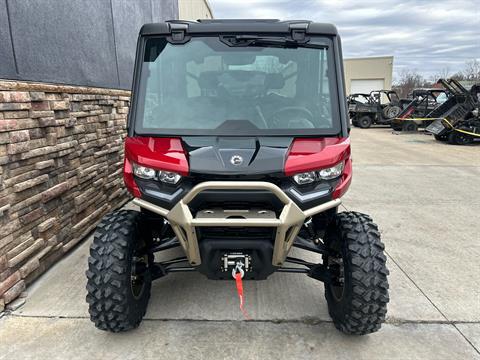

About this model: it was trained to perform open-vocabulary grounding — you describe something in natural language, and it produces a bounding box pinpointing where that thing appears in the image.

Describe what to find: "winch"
[221,253,252,278]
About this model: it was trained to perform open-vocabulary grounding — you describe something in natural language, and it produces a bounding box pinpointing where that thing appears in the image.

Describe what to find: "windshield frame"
[129,34,344,138]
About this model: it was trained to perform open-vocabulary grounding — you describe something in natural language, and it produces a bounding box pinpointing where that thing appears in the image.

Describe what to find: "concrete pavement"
[1,128,479,359]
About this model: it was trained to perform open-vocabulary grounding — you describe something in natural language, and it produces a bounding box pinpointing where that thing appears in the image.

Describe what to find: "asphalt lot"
[1,128,479,359]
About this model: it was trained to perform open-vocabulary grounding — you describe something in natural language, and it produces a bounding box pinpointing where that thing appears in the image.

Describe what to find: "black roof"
[350,93,371,97]
[140,19,338,36]
[412,88,447,94]
[369,90,398,95]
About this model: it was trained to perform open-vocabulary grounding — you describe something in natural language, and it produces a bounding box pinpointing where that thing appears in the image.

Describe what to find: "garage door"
[350,79,385,94]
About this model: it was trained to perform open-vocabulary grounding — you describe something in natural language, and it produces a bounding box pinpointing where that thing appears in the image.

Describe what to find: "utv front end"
[86,19,389,336]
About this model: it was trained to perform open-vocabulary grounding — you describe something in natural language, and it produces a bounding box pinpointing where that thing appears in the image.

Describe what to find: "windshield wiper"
[220,35,308,48]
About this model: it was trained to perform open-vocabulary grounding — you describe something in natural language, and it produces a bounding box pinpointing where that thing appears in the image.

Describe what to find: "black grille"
[198,227,275,242]
[188,190,284,214]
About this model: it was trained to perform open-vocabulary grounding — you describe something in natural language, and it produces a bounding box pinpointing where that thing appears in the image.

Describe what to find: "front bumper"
[133,181,341,267]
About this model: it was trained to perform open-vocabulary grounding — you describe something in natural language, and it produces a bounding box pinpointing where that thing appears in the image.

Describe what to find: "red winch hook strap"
[234,272,251,320]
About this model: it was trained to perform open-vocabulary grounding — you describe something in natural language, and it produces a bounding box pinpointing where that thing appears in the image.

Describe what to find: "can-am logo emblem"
[230,155,244,166]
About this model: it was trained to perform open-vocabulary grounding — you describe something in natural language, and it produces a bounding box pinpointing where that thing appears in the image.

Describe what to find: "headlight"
[132,163,182,184]
[318,162,344,180]
[158,170,182,185]
[292,161,344,185]
[133,164,156,179]
[293,171,317,185]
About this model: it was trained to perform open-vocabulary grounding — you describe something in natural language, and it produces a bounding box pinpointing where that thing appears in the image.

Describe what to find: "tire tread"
[326,211,390,335]
[86,210,150,332]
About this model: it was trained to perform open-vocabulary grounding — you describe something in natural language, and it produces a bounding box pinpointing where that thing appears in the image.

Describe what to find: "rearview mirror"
[223,54,256,65]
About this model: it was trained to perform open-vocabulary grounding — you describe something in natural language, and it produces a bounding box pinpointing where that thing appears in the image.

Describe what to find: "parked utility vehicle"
[391,88,449,132]
[86,19,389,335]
[348,90,402,128]
[426,80,480,144]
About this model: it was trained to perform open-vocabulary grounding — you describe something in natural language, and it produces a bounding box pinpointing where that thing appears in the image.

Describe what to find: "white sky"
[208,0,480,81]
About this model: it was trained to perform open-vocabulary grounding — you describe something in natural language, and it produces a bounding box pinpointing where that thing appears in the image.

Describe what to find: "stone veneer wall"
[0,80,132,311]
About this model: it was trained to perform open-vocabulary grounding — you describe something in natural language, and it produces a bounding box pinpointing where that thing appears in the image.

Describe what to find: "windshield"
[134,36,339,136]
[435,92,448,104]
[350,94,369,104]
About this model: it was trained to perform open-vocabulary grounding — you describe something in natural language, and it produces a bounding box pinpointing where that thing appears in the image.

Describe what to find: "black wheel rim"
[327,251,345,301]
[405,123,416,131]
[130,245,148,299]
[456,133,471,144]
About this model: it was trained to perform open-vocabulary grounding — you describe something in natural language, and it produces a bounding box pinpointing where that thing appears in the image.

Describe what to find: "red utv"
[86,19,389,335]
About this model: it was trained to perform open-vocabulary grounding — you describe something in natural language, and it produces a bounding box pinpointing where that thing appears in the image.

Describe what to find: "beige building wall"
[179,0,213,20]
[344,56,393,95]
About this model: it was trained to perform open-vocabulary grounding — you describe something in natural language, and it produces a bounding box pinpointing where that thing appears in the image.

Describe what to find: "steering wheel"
[268,106,315,128]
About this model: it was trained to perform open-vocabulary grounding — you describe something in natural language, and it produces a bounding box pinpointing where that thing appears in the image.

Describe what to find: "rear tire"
[402,121,418,132]
[323,212,389,335]
[358,116,373,129]
[447,130,473,145]
[86,210,152,332]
